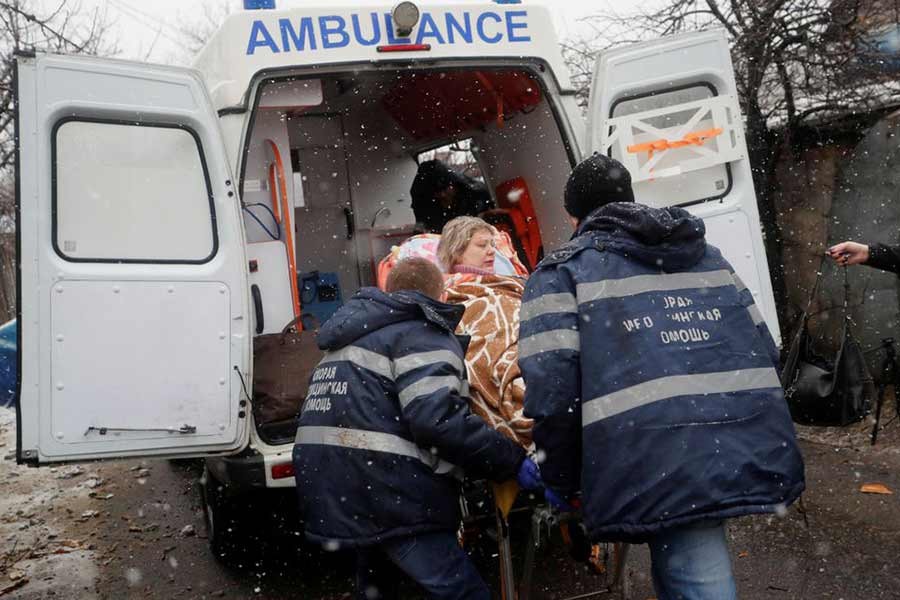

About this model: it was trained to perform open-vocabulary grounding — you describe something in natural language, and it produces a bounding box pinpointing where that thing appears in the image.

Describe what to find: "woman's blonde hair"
[437,216,493,270]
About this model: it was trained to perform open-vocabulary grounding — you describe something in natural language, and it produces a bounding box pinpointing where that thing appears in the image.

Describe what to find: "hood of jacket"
[575,202,707,271]
[316,287,465,351]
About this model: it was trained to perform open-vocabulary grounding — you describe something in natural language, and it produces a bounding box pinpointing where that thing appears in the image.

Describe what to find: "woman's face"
[459,229,496,271]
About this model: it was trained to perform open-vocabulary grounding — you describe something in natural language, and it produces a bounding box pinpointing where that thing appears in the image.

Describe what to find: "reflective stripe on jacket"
[294,288,525,548]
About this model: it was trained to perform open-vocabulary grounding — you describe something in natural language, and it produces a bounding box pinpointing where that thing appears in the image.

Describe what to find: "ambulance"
[13,0,779,555]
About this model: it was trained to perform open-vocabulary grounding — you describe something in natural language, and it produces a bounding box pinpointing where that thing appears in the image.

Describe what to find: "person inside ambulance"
[410,160,494,233]
[519,154,805,599]
[292,257,542,600]
[437,216,533,449]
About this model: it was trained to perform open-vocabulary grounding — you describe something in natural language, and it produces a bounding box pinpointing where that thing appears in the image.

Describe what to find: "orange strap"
[266,140,302,322]
[627,127,723,161]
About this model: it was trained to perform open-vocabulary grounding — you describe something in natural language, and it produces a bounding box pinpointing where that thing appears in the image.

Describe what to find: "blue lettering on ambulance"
[351,12,381,46]
[476,12,503,44]
[415,13,445,45]
[445,12,473,43]
[506,10,531,42]
[247,20,280,54]
[383,13,411,44]
[245,10,532,55]
[319,16,350,48]
[280,17,317,51]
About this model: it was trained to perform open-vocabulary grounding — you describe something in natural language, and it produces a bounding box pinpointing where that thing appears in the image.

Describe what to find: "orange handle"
[266,139,302,323]
[267,163,282,225]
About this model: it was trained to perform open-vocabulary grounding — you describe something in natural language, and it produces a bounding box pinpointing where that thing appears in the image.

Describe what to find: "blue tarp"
[0,319,16,409]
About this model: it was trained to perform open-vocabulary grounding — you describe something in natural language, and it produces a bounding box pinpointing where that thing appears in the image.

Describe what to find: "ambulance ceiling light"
[378,2,430,53]
[391,2,420,37]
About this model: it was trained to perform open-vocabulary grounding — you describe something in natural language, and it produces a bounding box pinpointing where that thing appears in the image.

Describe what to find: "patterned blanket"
[446,273,534,450]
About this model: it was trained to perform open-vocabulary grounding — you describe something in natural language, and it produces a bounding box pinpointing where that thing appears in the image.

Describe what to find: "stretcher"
[482,482,631,600]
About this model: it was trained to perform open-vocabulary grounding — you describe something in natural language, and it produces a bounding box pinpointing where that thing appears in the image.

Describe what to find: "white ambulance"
[13,0,778,556]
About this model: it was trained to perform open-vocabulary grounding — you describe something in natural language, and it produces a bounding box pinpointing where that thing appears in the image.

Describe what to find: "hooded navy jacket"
[293,287,525,547]
[520,203,805,543]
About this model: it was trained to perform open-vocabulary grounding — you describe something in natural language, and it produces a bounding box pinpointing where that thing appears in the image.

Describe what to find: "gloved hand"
[544,488,575,512]
[516,457,543,491]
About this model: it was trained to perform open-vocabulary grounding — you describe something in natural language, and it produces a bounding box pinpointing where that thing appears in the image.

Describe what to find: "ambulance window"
[609,84,732,208]
[52,120,216,263]
[417,139,486,184]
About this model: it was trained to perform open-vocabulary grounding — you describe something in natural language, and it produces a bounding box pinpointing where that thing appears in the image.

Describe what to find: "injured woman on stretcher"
[378,216,534,451]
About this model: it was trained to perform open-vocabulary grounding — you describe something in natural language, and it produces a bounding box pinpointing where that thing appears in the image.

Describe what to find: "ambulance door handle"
[251,284,264,334]
[343,206,355,240]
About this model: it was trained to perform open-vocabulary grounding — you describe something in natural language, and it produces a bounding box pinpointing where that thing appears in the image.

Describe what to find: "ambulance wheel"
[200,466,250,568]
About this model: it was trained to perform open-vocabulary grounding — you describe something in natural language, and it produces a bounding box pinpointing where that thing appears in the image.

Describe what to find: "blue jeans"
[355,530,490,600]
[647,520,737,600]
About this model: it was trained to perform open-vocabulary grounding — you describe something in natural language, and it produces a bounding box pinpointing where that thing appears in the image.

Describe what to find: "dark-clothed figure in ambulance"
[520,154,805,600]
[293,258,541,600]
[410,160,494,233]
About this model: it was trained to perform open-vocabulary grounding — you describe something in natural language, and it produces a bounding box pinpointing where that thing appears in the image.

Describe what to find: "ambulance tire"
[200,466,260,569]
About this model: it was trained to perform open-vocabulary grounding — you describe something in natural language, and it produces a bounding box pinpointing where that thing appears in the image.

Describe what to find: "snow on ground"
[0,408,101,598]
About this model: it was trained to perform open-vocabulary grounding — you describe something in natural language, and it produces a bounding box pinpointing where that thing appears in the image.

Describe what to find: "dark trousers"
[356,530,490,600]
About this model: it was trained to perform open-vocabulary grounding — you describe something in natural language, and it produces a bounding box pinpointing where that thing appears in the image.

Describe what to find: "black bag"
[782,264,873,426]
[252,315,324,431]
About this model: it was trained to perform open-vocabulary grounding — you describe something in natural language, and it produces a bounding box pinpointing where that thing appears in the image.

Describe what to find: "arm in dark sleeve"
[865,243,900,274]
[519,266,582,497]
[731,272,780,369]
[394,331,525,482]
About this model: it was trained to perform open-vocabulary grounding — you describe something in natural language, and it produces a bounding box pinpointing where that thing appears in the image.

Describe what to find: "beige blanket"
[446,274,533,449]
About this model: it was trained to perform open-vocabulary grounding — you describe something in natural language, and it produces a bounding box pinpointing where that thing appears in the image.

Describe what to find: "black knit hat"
[564,154,634,221]
[410,160,454,204]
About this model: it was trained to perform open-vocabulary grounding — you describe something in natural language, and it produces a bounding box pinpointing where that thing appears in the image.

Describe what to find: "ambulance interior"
[240,66,574,443]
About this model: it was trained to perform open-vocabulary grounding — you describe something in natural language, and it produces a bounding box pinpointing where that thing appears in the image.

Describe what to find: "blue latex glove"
[516,457,543,491]
[544,488,575,512]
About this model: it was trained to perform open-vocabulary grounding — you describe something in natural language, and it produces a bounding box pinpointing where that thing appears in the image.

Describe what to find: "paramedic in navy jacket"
[519,154,805,600]
[293,258,540,600]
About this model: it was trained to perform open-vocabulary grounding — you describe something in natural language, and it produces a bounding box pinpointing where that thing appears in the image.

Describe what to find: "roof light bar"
[377,44,432,53]
[243,0,276,9]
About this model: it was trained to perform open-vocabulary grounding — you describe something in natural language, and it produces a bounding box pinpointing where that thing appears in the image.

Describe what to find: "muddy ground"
[1,405,899,599]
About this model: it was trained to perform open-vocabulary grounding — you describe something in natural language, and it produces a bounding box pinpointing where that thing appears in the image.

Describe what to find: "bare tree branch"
[563,0,900,340]
[176,0,232,56]
[0,0,117,290]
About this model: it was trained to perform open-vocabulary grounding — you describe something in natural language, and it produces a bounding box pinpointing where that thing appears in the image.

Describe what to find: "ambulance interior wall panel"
[341,104,417,231]
[259,79,323,110]
[247,241,295,334]
[288,113,360,298]
[242,110,294,244]
[340,101,419,286]
[476,101,573,252]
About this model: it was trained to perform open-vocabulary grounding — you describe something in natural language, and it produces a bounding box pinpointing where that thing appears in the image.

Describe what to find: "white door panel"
[16,53,250,463]
[588,30,780,345]
[49,281,233,456]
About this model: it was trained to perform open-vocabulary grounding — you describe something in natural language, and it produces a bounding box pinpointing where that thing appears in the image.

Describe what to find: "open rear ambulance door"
[587,29,780,345]
[15,53,251,464]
